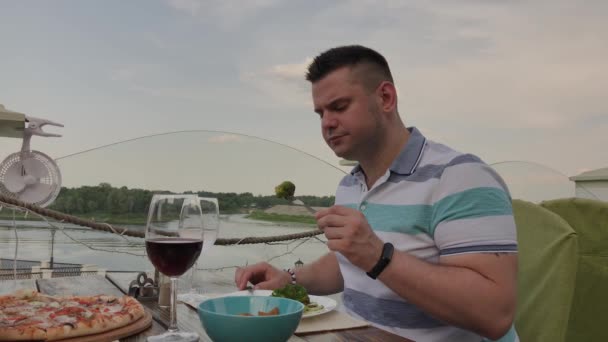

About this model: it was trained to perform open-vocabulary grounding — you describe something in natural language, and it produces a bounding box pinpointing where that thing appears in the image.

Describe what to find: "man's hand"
[315,205,384,272]
[234,262,291,290]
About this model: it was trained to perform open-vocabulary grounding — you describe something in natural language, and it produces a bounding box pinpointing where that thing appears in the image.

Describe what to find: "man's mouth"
[328,135,346,144]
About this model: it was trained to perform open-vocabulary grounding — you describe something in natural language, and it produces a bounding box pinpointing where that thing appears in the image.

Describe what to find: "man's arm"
[378,251,517,340]
[294,252,344,296]
[316,205,517,340]
[234,252,344,295]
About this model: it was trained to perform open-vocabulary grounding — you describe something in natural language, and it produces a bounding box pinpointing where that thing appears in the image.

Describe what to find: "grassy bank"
[79,212,149,225]
[0,212,43,221]
[246,210,316,225]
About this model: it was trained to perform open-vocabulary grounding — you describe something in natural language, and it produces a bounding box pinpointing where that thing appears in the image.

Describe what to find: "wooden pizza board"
[57,311,153,342]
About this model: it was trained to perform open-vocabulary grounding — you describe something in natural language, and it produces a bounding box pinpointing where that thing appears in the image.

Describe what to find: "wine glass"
[184,197,220,294]
[145,194,201,342]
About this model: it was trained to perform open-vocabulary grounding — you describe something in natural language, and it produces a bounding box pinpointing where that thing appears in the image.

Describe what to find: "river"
[0,215,330,289]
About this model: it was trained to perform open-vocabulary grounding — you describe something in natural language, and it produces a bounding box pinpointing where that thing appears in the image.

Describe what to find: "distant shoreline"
[0,205,323,226]
[246,210,316,225]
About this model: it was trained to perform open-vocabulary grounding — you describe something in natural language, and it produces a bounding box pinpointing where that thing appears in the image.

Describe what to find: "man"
[235,45,518,341]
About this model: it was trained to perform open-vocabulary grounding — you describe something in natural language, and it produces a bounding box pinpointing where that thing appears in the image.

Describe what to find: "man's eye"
[334,103,348,112]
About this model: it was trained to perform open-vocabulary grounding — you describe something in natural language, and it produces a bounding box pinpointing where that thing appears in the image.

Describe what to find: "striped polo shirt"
[335,127,519,342]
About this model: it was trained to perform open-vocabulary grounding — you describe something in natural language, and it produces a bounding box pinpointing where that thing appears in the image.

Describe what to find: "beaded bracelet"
[285,268,297,285]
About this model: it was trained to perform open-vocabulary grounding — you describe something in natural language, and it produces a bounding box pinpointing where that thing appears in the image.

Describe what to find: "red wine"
[146,238,203,276]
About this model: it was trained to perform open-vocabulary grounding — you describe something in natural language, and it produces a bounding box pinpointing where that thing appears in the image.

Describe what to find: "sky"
[0,0,606,196]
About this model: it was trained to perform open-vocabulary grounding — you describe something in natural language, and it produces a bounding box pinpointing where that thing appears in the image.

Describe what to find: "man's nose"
[321,113,338,130]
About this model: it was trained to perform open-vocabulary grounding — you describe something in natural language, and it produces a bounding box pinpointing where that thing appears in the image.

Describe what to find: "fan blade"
[2,162,26,193]
[21,157,48,179]
[19,183,55,205]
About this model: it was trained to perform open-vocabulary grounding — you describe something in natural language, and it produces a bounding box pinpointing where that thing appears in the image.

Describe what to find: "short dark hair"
[305,45,394,90]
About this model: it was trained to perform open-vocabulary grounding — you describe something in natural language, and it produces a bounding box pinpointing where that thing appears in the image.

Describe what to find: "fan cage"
[0,151,62,207]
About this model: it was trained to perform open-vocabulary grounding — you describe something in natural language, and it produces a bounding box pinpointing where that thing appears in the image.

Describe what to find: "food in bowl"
[198,296,304,342]
[238,307,279,316]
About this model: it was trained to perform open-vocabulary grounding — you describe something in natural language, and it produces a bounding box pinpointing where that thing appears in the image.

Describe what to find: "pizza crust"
[0,326,46,341]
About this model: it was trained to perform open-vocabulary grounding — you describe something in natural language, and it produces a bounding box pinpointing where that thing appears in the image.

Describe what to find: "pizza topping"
[48,301,61,308]
[53,315,77,325]
[103,304,125,314]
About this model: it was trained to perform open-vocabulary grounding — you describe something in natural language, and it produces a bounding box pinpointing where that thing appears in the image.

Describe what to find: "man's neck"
[359,125,410,189]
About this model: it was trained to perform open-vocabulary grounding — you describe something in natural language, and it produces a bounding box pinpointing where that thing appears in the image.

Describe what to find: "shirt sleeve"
[431,161,518,256]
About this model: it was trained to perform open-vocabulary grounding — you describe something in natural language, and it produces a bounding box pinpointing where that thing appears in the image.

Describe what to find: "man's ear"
[377,81,397,113]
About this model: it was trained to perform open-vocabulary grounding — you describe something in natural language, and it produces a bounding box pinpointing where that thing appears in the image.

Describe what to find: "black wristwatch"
[366,242,394,279]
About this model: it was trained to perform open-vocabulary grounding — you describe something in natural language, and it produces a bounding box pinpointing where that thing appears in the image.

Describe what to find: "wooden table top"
[0,275,412,342]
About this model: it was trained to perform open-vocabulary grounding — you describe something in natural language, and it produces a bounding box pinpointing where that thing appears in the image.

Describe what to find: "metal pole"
[50,228,56,269]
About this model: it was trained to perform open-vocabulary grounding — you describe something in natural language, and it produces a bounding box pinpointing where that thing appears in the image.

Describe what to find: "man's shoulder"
[422,140,486,166]
[421,140,511,197]
[416,140,494,178]
[418,140,508,189]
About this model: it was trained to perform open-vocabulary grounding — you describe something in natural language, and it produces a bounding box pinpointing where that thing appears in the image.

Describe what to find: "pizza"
[0,289,145,341]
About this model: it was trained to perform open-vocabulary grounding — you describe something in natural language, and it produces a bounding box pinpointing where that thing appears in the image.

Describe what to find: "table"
[0,275,412,342]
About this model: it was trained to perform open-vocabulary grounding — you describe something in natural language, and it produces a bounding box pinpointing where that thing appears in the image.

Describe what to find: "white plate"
[226,289,337,318]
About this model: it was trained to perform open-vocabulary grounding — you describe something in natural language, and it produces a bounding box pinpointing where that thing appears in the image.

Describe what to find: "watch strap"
[366,242,394,279]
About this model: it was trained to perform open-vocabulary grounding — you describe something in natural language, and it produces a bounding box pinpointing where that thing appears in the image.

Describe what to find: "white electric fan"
[0,106,63,208]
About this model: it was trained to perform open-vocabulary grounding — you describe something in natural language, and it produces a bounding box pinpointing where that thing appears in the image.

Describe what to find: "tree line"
[49,183,335,215]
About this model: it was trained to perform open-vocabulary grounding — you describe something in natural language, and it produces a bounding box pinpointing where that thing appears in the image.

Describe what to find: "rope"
[0,193,324,245]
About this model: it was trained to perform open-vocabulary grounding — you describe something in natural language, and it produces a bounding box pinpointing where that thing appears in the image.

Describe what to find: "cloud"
[208,134,244,144]
[109,68,136,82]
[240,58,313,108]
[382,0,608,132]
[268,58,313,82]
[109,64,215,101]
[165,0,201,16]
[165,0,282,29]
[143,33,171,50]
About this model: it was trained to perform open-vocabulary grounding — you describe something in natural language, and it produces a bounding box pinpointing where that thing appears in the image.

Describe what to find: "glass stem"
[190,263,197,292]
[168,277,179,332]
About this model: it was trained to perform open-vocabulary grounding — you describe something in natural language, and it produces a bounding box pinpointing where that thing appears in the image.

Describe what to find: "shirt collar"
[350,127,426,176]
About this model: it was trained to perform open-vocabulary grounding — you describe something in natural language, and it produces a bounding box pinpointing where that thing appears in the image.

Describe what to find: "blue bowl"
[198,296,304,342]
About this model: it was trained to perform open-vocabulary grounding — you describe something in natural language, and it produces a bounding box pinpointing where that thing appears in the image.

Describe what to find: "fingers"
[328,205,358,216]
[317,206,364,240]
[234,262,268,290]
[254,277,286,290]
[316,214,347,230]
[326,239,348,253]
[233,262,290,290]
[317,213,347,240]
[234,266,251,290]
[234,267,248,290]
[314,207,331,220]
[234,267,242,286]
[316,205,355,218]
[323,226,347,240]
